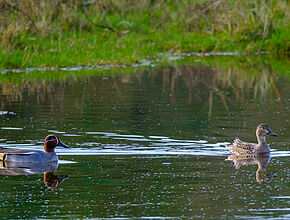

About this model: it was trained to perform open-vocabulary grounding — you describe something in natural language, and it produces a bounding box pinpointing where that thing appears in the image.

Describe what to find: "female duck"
[0,135,68,163]
[227,124,277,155]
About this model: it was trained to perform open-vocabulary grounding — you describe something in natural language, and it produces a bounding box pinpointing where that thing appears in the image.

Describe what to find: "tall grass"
[0,0,288,68]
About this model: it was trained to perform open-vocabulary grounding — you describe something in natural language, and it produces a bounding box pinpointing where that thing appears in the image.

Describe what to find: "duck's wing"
[0,148,40,161]
[0,148,40,155]
[226,138,257,155]
[232,138,256,150]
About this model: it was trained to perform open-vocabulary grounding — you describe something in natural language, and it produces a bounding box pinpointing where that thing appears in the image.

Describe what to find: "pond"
[0,56,289,219]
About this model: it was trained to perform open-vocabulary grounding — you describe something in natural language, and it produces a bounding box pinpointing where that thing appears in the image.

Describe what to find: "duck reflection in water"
[226,153,276,184]
[0,160,68,189]
[44,171,68,189]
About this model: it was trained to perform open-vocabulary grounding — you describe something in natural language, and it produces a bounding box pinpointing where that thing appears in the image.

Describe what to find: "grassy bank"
[0,0,289,69]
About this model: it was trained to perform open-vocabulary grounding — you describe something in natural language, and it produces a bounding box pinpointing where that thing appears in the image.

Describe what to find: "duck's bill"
[57,142,69,148]
[268,131,278,137]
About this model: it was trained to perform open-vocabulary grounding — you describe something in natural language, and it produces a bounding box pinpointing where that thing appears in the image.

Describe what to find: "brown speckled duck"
[227,124,278,155]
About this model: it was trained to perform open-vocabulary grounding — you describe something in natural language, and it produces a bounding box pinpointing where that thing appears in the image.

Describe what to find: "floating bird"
[227,124,277,155]
[0,135,68,163]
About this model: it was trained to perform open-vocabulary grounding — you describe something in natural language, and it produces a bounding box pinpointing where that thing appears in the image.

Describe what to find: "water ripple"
[1,130,289,157]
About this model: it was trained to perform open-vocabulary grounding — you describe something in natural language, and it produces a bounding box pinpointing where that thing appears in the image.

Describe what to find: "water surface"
[0,57,289,218]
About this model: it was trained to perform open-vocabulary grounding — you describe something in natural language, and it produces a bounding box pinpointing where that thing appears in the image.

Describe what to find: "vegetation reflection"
[0,62,287,119]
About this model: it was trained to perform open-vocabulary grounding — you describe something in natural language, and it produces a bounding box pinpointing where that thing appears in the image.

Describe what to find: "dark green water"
[0,58,289,218]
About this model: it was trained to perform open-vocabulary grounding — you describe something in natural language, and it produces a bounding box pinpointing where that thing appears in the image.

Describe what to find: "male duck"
[227,124,277,155]
[0,135,68,163]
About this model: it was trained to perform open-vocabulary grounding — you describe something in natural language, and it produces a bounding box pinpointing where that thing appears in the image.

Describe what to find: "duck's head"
[44,134,68,153]
[256,124,278,137]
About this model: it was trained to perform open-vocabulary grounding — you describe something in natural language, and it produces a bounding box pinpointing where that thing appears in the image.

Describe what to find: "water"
[0,57,289,218]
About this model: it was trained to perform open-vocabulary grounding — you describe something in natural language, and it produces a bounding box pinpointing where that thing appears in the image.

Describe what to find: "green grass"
[1,29,288,69]
[0,0,289,69]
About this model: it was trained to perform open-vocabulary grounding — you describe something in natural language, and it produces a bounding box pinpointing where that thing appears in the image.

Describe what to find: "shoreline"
[0,51,274,74]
